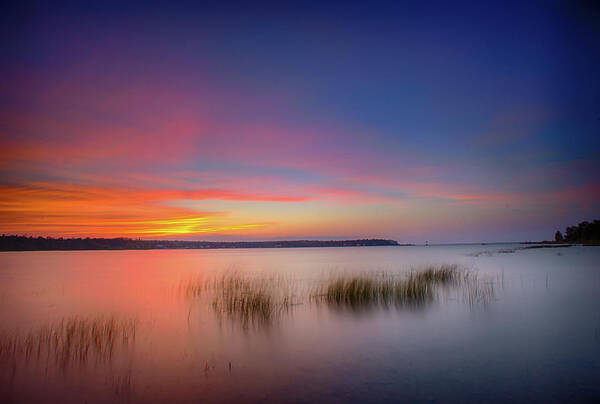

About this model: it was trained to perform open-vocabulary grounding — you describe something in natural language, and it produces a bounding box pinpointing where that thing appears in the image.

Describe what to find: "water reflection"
[111,371,134,400]
[2,246,597,403]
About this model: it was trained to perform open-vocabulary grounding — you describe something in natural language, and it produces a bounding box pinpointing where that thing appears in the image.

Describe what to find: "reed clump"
[314,265,463,308]
[413,264,459,283]
[209,274,295,328]
[0,316,136,368]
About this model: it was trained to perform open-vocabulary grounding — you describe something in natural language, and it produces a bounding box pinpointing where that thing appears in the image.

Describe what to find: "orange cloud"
[0,182,296,238]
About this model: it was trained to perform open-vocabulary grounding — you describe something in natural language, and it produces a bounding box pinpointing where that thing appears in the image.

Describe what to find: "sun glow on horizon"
[0,183,278,238]
[134,219,271,237]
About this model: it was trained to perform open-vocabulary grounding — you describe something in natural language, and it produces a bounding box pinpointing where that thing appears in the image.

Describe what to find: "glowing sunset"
[1,1,599,403]
[2,2,598,243]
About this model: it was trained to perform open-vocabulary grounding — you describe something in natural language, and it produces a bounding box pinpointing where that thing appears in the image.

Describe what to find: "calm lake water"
[1,245,599,403]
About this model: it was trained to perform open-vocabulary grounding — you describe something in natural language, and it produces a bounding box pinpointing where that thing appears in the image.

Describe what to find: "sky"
[1,0,599,243]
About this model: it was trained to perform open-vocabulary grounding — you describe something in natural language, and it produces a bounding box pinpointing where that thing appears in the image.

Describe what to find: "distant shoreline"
[0,236,403,251]
[2,235,597,252]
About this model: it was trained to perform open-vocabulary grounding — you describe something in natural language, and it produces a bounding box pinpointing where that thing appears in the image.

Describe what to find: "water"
[1,245,599,403]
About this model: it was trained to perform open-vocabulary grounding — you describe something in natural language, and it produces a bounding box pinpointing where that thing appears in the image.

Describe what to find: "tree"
[555,230,564,242]
[561,220,600,243]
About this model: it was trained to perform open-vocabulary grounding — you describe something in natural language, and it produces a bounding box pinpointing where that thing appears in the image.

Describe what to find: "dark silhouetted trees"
[556,220,600,243]
[555,231,564,242]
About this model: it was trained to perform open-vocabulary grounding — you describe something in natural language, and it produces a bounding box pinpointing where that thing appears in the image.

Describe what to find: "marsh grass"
[0,316,137,369]
[178,275,208,298]
[315,276,430,308]
[211,274,295,328]
[178,273,298,328]
[179,265,494,325]
[313,265,470,309]
[414,264,460,283]
[461,277,496,307]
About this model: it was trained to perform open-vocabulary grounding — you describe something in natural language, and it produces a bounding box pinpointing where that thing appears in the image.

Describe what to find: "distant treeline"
[0,235,400,251]
[555,219,600,243]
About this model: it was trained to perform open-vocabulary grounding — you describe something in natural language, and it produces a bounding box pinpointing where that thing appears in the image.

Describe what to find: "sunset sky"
[1,1,599,243]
